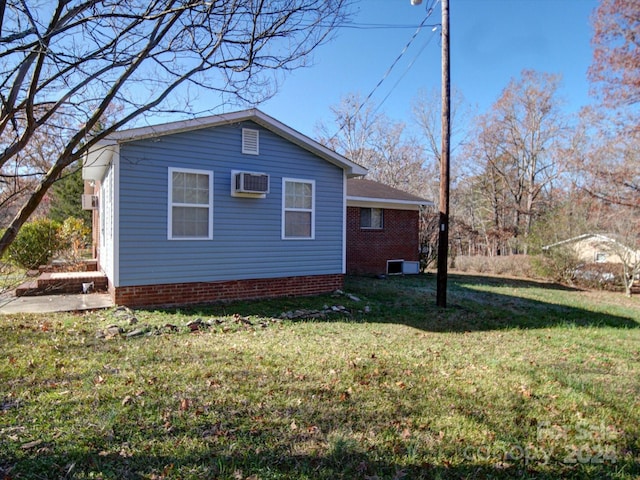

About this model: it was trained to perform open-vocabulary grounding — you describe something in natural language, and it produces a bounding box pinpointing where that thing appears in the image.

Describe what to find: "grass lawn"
[1,274,639,479]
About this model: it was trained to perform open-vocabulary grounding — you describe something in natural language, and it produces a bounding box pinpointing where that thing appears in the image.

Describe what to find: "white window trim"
[361,207,384,230]
[282,177,315,240]
[168,167,213,240]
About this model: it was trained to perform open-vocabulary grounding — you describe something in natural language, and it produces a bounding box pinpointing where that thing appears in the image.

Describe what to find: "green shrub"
[530,247,580,283]
[6,219,63,269]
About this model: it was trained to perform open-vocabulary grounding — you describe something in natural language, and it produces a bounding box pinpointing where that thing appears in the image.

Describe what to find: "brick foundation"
[112,273,344,308]
[346,207,420,275]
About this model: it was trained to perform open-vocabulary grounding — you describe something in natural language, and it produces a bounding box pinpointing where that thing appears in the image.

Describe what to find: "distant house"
[542,233,639,265]
[83,109,367,307]
[346,178,432,276]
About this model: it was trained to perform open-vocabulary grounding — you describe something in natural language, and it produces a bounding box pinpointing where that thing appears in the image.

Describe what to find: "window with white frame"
[168,168,213,239]
[360,207,383,229]
[282,178,315,239]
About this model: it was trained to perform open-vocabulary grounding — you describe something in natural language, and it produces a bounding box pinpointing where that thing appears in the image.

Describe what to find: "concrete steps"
[15,271,108,297]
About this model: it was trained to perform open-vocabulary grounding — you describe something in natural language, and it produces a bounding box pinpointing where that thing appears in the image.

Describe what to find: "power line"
[372,27,439,116]
[329,1,438,143]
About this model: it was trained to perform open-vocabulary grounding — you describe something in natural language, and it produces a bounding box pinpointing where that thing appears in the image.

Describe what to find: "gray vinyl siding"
[116,121,345,286]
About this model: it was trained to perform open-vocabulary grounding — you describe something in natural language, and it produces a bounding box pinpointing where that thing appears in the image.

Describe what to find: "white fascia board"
[347,196,433,211]
[83,140,117,181]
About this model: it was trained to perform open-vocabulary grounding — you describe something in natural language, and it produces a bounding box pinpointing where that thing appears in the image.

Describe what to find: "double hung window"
[168,168,213,240]
[282,178,315,239]
[360,207,384,229]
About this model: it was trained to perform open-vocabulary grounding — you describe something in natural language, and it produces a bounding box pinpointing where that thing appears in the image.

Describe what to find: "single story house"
[542,233,639,265]
[82,109,429,307]
[346,178,431,276]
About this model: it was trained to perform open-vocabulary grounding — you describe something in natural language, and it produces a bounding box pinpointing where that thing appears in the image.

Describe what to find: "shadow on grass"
[3,436,633,480]
[129,274,639,333]
[341,273,640,332]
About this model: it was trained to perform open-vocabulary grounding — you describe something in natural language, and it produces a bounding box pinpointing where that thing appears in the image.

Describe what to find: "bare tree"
[572,108,640,211]
[464,70,570,254]
[589,0,640,108]
[316,93,430,196]
[599,231,640,297]
[0,0,351,256]
[315,93,381,170]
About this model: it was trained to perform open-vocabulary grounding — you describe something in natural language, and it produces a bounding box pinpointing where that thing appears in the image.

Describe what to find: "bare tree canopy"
[462,70,570,255]
[0,0,351,255]
[572,109,640,211]
[588,0,640,108]
[316,93,430,197]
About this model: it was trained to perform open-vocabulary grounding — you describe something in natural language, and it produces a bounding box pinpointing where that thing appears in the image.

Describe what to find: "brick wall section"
[112,273,344,308]
[346,206,420,275]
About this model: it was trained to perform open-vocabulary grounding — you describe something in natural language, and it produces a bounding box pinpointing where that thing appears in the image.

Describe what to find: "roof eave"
[83,140,117,181]
[347,195,433,210]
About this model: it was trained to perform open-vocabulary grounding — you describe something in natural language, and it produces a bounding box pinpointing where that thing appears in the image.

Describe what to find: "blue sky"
[258,0,599,139]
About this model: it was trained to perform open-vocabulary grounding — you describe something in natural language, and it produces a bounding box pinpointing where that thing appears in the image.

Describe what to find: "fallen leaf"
[121,395,133,406]
[21,439,42,450]
[180,398,190,411]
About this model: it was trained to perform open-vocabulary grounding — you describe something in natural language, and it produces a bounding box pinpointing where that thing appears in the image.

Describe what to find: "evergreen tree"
[48,163,91,228]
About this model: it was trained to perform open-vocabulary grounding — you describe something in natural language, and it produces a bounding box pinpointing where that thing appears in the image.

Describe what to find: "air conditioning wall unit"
[81,194,99,210]
[231,170,270,198]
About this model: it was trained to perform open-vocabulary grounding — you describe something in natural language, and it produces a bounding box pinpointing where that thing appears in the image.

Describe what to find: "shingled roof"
[346,178,432,209]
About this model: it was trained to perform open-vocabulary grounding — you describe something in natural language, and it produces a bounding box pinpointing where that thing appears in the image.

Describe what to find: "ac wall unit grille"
[234,172,269,194]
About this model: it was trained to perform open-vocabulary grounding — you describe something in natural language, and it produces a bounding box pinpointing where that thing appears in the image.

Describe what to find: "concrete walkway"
[0,292,114,314]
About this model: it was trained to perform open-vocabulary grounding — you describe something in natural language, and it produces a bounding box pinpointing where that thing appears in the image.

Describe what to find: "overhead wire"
[328,0,439,144]
[372,26,439,117]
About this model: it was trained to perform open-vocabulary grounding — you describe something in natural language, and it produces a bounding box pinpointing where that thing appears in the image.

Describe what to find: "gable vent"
[242,128,259,155]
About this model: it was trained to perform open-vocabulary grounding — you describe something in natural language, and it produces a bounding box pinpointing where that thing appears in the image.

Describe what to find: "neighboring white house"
[542,233,639,265]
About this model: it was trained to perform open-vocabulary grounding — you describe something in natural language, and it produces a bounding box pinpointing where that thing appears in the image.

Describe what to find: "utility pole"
[411,0,450,307]
[437,0,451,308]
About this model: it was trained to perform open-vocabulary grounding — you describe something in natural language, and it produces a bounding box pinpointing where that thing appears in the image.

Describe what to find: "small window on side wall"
[360,207,383,229]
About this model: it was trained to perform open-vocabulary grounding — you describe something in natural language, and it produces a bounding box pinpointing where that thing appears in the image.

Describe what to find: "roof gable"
[542,233,638,255]
[83,109,367,180]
